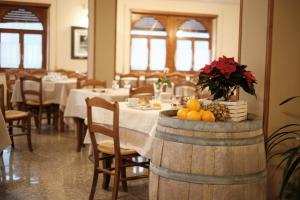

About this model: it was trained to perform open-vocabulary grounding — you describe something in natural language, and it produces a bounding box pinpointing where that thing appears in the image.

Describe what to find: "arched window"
[0,3,48,69]
[175,19,211,71]
[130,16,167,71]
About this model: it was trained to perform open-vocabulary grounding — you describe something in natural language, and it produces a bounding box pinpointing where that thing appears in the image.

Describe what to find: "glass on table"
[123,80,131,89]
[112,80,119,90]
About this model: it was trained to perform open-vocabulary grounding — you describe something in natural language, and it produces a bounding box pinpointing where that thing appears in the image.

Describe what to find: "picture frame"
[71,26,88,59]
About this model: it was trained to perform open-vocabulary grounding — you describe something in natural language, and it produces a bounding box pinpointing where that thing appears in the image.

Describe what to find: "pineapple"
[205,103,229,121]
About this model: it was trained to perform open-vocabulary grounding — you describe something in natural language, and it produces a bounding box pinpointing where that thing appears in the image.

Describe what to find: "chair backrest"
[67,72,82,78]
[5,70,18,91]
[129,85,154,98]
[167,72,186,84]
[86,97,120,162]
[54,68,66,73]
[76,76,88,88]
[174,81,197,97]
[20,75,43,106]
[0,84,5,119]
[80,79,107,89]
[29,69,48,78]
[145,74,160,86]
[119,73,139,88]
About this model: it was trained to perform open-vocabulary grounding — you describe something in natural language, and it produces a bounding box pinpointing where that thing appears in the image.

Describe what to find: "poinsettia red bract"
[197,56,257,101]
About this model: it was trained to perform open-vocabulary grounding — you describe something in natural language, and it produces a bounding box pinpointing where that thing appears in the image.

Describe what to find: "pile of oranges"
[177,98,215,122]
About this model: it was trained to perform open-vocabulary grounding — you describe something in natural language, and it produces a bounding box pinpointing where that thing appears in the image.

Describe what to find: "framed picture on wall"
[71,26,88,59]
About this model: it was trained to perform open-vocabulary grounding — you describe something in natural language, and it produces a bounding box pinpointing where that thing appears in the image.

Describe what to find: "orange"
[186,110,201,121]
[198,109,204,120]
[177,108,189,119]
[187,98,201,111]
[202,111,215,122]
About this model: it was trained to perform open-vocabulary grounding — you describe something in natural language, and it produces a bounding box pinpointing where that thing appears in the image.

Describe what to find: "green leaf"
[279,96,300,105]
[280,157,300,199]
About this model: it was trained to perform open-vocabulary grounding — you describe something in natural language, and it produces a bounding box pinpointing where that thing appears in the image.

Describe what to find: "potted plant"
[156,68,172,92]
[197,56,257,121]
[267,96,300,200]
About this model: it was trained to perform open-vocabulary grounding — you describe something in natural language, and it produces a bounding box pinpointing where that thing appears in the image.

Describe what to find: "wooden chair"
[67,72,82,79]
[29,69,48,78]
[54,68,66,74]
[174,81,197,97]
[76,76,88,89]
[129,85,154,98]
[78,79,107,89]
[167,72,186,84]
[119,74,139,88]
[144,74,161,86]
[86,97,149,200]
[20,76,58,133]
[5,70,18,110]
[0,84,32,151]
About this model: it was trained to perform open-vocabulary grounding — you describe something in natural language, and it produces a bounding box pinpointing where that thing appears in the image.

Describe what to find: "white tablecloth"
[0,111,11,152]
[84,102,171,158]
[64,88,130,119]
[11,79,77,109]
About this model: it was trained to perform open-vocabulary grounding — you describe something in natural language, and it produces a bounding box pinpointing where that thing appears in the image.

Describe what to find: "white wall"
[2,0,88,72]
[116,0,240,73]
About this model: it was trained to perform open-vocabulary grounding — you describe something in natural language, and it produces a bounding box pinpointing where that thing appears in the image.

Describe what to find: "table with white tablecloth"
[64,88,130,151]
[64,88,130,119]
[0,111,11,152]
[11,79,77,109]
[83,102,171,158]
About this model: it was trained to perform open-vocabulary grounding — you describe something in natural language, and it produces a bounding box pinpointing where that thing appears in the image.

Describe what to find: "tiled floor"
[0,127,148,200]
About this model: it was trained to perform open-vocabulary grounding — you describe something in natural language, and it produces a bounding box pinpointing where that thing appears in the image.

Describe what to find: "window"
[175,19,211,71]
[130,13,214,72]
[130,16,167,71]
[0,3,48,69]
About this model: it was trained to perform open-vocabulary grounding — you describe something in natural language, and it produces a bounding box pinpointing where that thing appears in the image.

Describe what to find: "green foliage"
[156,75,172,90]
[267,96,300,200]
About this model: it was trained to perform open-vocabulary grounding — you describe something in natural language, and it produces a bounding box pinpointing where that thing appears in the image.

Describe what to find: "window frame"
[0,2,49,70]
[175,18,213,72]
[130,14,167,73]
[130,11,216,73]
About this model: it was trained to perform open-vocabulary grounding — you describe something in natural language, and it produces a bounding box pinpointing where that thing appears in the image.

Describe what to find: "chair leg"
[112,159,121,200]
[33,109,39,133]
[121,160,128,192]
[89,167,99,200]
[102,153,112,190]
[8,122,14,148]
[26,116,33,152]
[47,109,51,125]
[38,109,42,133]
[82,124,87,148]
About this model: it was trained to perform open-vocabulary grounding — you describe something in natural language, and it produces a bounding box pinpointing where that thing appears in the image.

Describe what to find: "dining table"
[64,88,130,151]
[11,78,77,110]
[83,102,172,159]
[0,110,11,152]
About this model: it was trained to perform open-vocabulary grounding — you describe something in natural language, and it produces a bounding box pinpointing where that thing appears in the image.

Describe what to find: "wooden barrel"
[150,110,266,200]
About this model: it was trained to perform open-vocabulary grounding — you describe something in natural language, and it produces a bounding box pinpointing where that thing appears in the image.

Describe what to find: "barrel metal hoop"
[155,130,265,146]
[150,162,267,185]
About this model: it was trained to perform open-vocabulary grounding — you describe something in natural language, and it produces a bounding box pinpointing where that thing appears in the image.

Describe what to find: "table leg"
[60,110,65,132]
[76,118,83,152]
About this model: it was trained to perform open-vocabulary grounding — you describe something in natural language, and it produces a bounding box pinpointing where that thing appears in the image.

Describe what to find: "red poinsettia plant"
[197,56,256,101]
